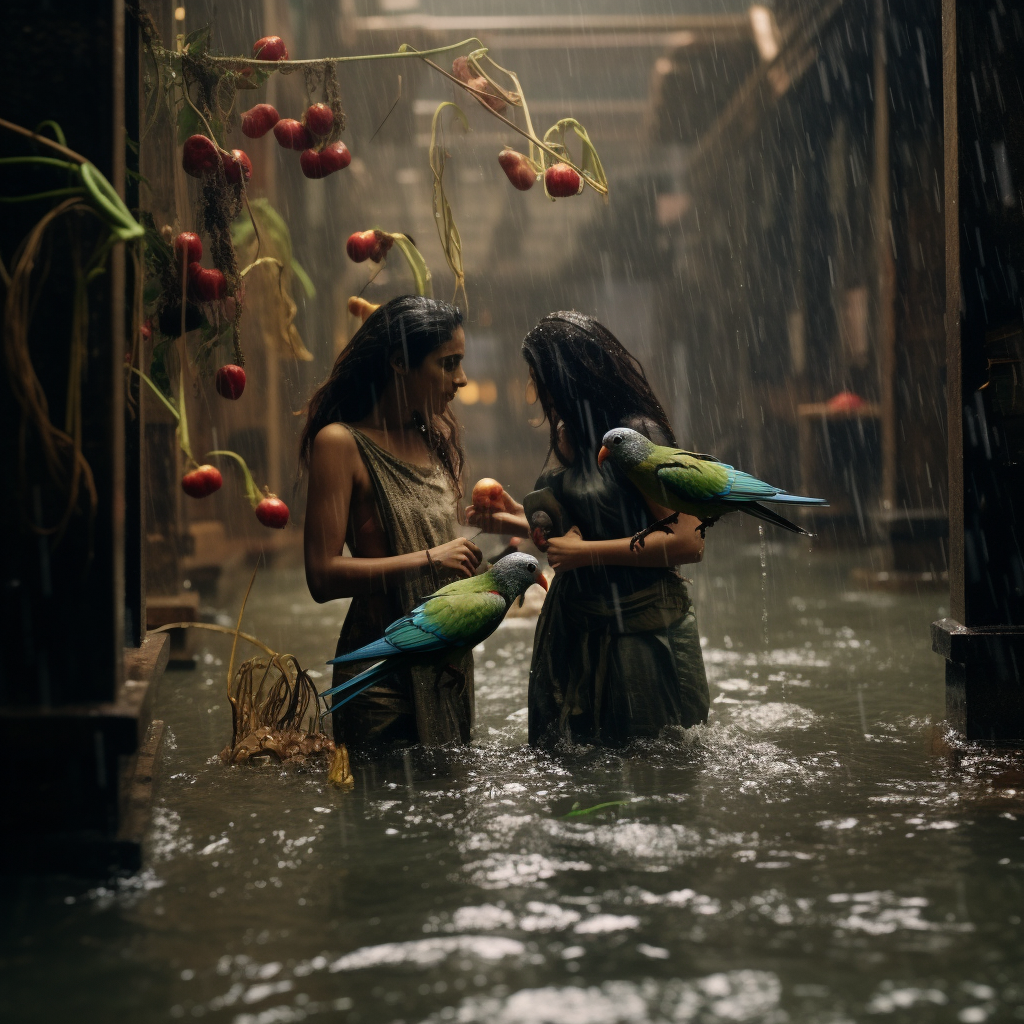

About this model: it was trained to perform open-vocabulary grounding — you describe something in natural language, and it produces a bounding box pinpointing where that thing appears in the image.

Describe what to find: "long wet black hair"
[521,310,676,467]
[300,296,465,496]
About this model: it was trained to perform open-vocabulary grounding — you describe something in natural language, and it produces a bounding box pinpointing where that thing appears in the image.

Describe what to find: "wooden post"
[932,0,1024,741]
[0,0,165,872]
[873,0,897,516]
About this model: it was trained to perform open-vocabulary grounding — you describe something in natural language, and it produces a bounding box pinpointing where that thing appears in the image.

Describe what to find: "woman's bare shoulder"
[312,422,357,456]
[309,424,365,482]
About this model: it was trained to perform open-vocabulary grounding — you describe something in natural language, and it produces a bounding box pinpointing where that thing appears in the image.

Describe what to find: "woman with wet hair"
[302,295,482,747]
[469,311,709,747]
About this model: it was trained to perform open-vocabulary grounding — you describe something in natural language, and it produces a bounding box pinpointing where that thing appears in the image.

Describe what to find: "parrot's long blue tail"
[327,635,402,664]
[764,492,829,506]
[742,501,813,536]
[318,660,390,720]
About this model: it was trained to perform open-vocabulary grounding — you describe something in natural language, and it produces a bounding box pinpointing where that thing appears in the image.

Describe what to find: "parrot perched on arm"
[317,551,547,718]
[597,427,829,549]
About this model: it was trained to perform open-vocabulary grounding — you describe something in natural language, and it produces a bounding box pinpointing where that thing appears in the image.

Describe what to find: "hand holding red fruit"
[181,464,223,499]
[255,494,289,529]
[545,163,583,198]
[472,478,506,511]
[465,480,526,534]
[252,35,288,61]
[215,364,246,400]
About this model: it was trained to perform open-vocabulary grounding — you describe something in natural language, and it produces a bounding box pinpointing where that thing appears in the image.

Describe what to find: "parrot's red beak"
[597,446,611,469]
[533,571,549,592]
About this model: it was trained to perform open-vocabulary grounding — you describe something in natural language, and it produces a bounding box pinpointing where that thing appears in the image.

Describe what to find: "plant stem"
[419,57,608,195]
[0,117,87,164]
[197,36,486,68]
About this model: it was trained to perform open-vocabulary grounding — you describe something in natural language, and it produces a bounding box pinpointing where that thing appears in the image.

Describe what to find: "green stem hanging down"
[130,367,180,421]
[429,103,469,304]
[387,233,432,298]
[129,364,195,467]
[206,450,263,508]
[0,149,144,240]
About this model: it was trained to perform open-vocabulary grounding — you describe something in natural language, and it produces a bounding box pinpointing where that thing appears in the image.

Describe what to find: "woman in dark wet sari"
[469,311,709,747]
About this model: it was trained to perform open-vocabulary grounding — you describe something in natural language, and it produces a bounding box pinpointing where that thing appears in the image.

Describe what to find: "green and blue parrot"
[318,551,547,717]
[597,427,829,549]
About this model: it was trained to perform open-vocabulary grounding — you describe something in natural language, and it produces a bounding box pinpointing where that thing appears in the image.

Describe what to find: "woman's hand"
[465,488,529,536]
[428,537,483,578]
[544,526,590,574]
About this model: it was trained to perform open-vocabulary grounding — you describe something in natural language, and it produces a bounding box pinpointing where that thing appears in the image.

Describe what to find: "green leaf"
[429,103,469,299]
[183,26,212,56]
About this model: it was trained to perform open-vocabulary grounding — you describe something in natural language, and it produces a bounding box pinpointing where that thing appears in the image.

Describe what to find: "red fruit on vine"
[320,141,351,173]
[140,319,153,343]
[222,149,253,185]
[255,495,289,529]
[498,148,536,191]
[252,35,288,61]
[188,263,227,302]
[346,229,393,264]
[273,119,313,150]
[299,149,326,179]
[467,76,506,113]
[215,364,246,400]
[182,134,219,177]
[545,163,583,198]
[181,465,223,499]
[451,57,474,83]
[241,103,279,138]
[305,103,334,136]
[173,231,202,266]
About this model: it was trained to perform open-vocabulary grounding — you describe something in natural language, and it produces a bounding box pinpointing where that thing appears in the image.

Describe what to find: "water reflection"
[4,539,1023,1022]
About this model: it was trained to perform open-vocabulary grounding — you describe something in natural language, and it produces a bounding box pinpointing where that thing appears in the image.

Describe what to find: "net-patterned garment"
[330,427,474,748]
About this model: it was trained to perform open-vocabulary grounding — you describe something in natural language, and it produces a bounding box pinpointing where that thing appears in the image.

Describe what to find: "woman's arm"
[544,500,705,574]
[304,425,481,602]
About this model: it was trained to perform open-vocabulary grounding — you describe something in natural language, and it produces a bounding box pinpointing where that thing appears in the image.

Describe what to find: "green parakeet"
[319,552,547,717]
[598,427,828,548]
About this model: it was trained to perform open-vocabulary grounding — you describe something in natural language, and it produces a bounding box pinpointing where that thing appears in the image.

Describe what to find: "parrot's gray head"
[598,427,653,469]
[490,551,548,602]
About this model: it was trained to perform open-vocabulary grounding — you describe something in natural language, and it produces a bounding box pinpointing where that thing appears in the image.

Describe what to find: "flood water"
[4,534,1024,1024]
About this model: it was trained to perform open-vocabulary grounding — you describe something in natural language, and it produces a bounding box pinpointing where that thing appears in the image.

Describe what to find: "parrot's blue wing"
[716,468,781,503]
[328,592,507,668]
[398,591,508,648]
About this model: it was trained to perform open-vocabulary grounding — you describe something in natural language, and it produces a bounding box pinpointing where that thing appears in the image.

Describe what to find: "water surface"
[4,538,1024,1023]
